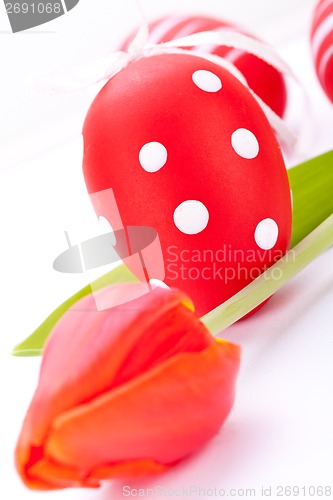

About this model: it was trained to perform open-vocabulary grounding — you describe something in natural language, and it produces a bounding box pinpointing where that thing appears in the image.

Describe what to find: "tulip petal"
[18,285,208,447]
[91,460,170,480]
[16,284,240,488]
[44,340,240,474]
[28,458,100,489]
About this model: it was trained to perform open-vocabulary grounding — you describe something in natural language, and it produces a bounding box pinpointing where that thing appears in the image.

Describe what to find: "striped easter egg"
[121,14,287,117]
[311,0,333,102]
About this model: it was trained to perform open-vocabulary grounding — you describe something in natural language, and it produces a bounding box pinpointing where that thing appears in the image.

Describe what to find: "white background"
[1,0,333,499]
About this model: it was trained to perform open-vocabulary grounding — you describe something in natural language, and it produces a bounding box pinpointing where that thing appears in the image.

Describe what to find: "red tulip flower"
[15,283,240,490]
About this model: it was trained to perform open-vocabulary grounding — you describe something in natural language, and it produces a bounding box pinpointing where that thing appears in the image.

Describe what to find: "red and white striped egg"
[311,0,333,102]
[121,14,287,117]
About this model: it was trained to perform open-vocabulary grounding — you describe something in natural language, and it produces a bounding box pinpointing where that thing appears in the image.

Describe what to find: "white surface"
[1,0,333,498]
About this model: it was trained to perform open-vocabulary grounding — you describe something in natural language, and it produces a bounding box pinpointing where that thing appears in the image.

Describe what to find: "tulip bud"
[16,283,240,490]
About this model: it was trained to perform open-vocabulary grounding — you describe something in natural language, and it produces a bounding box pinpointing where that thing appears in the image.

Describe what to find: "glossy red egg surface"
[311,0,333,102]
[121,15,287,117]
[83,53,292,316]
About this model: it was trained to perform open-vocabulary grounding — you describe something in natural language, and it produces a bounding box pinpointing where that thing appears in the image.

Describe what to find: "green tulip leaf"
[289,150,333,246]
[12,265,138,356]
[12,150,333,356]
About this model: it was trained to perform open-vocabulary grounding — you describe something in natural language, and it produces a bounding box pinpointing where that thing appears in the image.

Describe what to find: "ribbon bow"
[31,10,299,149]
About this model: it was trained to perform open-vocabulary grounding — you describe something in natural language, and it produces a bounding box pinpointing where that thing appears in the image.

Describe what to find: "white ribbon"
[153,30,293,77]
[30,16,299,149]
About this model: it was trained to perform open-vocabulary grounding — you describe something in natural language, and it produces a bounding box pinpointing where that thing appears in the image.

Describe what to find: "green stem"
[202,213,333,336]
[289,150,333,246]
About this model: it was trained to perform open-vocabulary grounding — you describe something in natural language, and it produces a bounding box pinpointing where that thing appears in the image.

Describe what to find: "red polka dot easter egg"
[311,0,333,102]
[83,53,292,317]
[121,14,287,118]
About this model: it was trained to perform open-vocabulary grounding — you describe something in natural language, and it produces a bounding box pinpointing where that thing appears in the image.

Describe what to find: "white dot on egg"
[231,128,259,159]
[174,200,209,235]
[192,70,222,93]
[139,142,168,173]
[255,218,279,250]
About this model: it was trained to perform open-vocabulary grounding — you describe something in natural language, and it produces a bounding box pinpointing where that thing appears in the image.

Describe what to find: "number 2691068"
[5,3,62,14]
